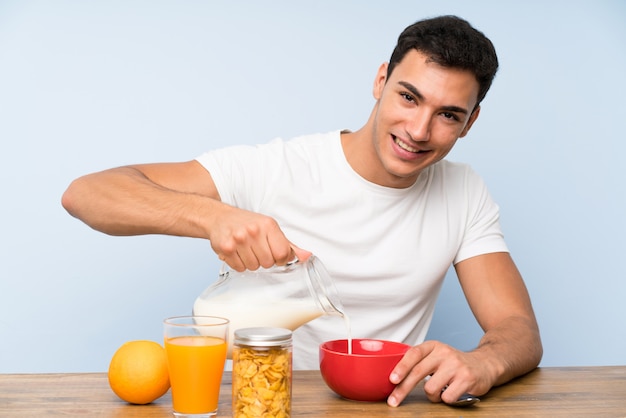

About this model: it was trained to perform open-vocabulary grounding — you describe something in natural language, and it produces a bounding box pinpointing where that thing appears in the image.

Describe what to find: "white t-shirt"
[196,130,508,369]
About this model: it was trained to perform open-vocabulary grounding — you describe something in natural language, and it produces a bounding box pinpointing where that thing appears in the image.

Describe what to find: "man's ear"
[373,62,389,100]
[460,106,481,138]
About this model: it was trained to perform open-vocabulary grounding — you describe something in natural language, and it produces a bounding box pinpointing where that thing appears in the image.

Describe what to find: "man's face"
[369,50,481,188]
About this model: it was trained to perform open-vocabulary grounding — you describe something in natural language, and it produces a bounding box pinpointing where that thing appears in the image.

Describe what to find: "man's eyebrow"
[398,81,469,115]
[398,81,424,101]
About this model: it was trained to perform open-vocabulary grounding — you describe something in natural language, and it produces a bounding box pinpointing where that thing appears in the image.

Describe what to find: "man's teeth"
[394,137,419,153]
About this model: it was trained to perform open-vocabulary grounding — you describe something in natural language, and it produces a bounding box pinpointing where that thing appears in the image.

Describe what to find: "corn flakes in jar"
[232,327,292,418]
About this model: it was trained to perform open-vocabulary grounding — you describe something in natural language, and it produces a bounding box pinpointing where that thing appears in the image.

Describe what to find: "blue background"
[1,0,624,372]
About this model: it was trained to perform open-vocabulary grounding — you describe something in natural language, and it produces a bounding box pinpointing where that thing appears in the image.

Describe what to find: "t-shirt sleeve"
[453,168,509,264]
[194,141,283,212]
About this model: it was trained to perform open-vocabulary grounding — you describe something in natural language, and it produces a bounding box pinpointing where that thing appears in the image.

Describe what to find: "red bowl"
[319,339,411,402]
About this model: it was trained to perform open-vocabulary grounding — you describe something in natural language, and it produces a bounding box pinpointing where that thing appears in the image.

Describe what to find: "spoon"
[449,392,480,407]
[425,376,480,407]
[442,386,480,407]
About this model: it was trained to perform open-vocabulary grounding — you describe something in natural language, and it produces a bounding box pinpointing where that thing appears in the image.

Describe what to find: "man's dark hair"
[388,15,499,109]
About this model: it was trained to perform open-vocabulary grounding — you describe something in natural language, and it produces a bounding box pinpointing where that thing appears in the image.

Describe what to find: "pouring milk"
[193,255,348,358]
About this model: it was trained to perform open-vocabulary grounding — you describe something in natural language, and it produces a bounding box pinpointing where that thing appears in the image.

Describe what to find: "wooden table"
[1,367,625,417]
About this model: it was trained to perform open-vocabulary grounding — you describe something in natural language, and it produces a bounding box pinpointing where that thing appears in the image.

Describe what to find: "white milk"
[343,313,353,355]
[193,296,323,358]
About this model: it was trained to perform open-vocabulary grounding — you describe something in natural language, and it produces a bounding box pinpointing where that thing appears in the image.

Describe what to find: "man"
[62,15,542,406]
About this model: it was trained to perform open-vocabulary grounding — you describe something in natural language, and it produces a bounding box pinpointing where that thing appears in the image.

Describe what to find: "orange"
[108,340,170,404]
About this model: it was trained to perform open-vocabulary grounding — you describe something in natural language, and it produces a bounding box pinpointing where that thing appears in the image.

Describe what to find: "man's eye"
[442,112,459,121]
[401,92,415,103]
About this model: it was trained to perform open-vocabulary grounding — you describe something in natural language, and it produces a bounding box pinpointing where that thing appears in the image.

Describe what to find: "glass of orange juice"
[163,316,229,417]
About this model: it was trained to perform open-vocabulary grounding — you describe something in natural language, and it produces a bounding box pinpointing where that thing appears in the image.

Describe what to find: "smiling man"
[345,48,481,189]
[62,15,542,407]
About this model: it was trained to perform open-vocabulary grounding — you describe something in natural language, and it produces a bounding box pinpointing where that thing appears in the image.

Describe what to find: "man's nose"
[406,109,431,142]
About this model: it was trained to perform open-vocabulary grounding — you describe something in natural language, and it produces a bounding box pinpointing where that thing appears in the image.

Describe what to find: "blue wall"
[1,0,624,372]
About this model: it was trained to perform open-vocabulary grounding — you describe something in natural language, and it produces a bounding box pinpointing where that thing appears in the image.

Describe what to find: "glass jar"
[193,255,345,358]
[232,327,293,418]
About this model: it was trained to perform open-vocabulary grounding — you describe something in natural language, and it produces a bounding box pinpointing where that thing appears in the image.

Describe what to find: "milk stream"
[342,312,353,355]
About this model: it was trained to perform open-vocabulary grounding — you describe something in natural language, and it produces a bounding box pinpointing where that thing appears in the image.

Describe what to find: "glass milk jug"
[193,255,345,358]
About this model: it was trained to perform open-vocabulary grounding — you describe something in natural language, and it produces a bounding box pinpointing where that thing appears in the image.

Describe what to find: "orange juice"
[164,335,227,414]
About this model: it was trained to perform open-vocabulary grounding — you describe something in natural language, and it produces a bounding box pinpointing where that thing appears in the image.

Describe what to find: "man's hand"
[386,340,496,407]
[385,253,542,407]
[208,204,311,272]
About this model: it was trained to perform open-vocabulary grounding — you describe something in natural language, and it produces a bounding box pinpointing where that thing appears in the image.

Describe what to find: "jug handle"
[219,256,301,274]
[219,249,306,273]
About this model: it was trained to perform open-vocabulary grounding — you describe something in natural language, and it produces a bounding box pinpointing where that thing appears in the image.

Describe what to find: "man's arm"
[61,161,306,270]
[387,252,542,406]
[455,252,543,386]
[62,161,222,237]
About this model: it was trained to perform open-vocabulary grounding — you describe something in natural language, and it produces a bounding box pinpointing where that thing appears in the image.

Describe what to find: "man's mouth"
[392,135,423,153]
